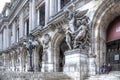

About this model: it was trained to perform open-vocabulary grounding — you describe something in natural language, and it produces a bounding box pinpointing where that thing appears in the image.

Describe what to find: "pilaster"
[33,49,39,72]
[12,22,16,44]
[6,26,9,48]
[19,50,22,72]
[29,0,32,32]
[58,0,61,12]
[19,11,24,38]
[31,0,36,29]
[45,0,49,25]
[37,10,39,26]
[29,0,36,32]
[50,0,55,18]
[0,33,2,50]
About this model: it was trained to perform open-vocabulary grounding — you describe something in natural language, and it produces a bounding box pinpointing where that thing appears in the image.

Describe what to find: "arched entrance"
[51,33,68,72]
[35,44,43,72]
[92,0,120,72]
[106,16,120,71]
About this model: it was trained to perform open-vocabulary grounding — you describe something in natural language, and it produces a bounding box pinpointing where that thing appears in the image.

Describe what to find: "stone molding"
[64,49,88,55]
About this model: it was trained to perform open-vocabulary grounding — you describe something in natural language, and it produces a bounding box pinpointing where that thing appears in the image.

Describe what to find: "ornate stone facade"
[0,0,120,80]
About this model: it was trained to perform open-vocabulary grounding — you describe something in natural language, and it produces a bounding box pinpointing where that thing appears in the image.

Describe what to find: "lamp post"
[23,33,38,72]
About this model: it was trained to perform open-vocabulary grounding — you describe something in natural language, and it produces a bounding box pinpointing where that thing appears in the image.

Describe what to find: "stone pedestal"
[41,62,47,72]
[41,63,54,72]
[88,57,96,76]
[64,49,88,80]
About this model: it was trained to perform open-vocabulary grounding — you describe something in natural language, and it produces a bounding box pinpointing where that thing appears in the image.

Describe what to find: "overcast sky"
[0,0,11,13]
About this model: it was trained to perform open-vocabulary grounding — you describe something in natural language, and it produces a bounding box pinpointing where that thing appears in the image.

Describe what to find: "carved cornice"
[8,0,28,25]
[47,10,66,25]
[31,26,42,37]
[64,49,88,55]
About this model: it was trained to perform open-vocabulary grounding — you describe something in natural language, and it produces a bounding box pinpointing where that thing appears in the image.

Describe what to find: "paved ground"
[86,71,120,80]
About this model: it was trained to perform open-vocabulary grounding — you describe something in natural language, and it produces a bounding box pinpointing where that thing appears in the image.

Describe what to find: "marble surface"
[64,49,88,80]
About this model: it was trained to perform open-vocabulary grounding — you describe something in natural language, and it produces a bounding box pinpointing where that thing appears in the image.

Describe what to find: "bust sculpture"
[42,33,51,49]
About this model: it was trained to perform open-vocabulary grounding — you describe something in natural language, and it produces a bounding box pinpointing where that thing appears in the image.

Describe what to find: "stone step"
[86,71,120,80]
[0,72,76,80]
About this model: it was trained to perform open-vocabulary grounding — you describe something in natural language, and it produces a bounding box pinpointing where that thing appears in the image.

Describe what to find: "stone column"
[1,32,3,50]
[29,0,36,31]
[5,54,9,71]
[3,54,6,71]
[8,28,10,46]
[5,28,7,49]
[19,11,24,38]
[29,0,32,32]
[3,28,5,49]
[6,26,9,48]
[45,0,49,25]
[8,54,10,71]
[47,47,54,72]
[95,28,100,73]
[3,28,6,49]
[33,48,39,72]
[33,49,36,71]
[49,0,55,18]
[31,0,36,29]
[12,22,16,43]
[12,52,15,71]
[88,55,97,76]
[5,28,8,48]
[100,27,106,66]
[54,0,58,13]
[0,33,2,50]
[37,10,39,26]
[24,22,27,36]
[58,0,61,12]
[19,51,22,72]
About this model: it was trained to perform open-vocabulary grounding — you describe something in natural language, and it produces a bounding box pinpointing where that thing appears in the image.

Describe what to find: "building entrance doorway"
[106,40,120,71]
[106,16,120,71]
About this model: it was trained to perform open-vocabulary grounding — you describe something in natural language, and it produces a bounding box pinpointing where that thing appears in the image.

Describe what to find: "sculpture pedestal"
[88,57,96,76]
[64,49,88,80]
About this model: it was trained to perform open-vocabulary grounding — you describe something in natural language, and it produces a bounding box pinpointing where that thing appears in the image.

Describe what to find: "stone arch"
[51,32,67,71]
[0,24,7,32]
[34,43,43,71]
[91,0,120,72]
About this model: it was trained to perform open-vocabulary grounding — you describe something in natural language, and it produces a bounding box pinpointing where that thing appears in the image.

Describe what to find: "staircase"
[86,71,120,80]
[0,72,72,80]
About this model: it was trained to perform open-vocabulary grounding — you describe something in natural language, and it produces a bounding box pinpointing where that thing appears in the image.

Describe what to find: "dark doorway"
[106,40,120,71]
[59,38,69,72]
[38,46,43,71]
[106,16,120,71]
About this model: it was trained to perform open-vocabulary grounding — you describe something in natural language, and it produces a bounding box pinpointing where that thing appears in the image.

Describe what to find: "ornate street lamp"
[23,33,39,72]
